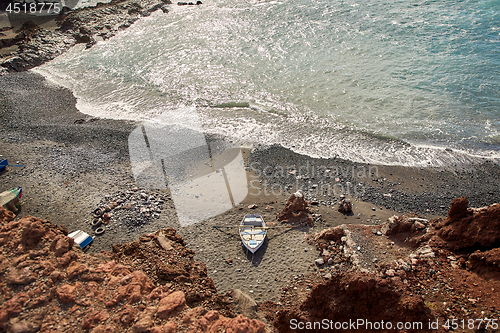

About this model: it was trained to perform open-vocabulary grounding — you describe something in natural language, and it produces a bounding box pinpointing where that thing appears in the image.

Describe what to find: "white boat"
[239,214,266,253]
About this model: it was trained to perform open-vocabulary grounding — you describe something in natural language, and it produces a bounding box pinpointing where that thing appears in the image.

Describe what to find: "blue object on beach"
[68,230,93,249]
[0,159,7,171]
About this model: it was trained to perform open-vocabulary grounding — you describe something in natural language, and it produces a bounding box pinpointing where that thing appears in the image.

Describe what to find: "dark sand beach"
[1,71,500,304]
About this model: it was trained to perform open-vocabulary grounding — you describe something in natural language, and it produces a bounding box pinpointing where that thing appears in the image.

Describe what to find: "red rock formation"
[275,199,500,332]
[447,196,470,221]
[0,207,266,332]
[435,199,500,251]
[276,191,314,225]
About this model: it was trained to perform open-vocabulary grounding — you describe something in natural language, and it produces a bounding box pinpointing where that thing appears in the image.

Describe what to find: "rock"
[161,5,169,13]
[182,306,207,326]
[447,197,469,220]
[50,235,73,257]
[247,204,257,209]
[157,291,186,319]
[67,262,89,279]
[9,320,40,333]
[132,307,155,333]
[224,314,266,333]
[157,231,174,251]
[315,258,324,266]
[338,199,352,214]
[82,310,111,330]
[437,201,500,251]
[229,289,262,322]
[413,221,426,230]
[0,208,15,222]
[277,191,314,225]
[382,215,419,236]
[117,305,137,326]
[56,284,77,303]
[163,321,177,333]
[182,307,206,325]
[91,325,116,333]
[6,267,36,285]
[20,218,47,250]
[385,269,395,277]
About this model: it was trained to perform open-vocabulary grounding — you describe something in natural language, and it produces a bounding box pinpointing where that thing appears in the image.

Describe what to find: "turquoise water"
[34,0,500,166]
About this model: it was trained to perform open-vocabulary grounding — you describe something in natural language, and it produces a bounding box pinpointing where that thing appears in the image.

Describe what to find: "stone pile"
[92,188,169,232]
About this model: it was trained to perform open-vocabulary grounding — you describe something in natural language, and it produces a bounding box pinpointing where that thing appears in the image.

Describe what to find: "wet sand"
[1,71,500,303]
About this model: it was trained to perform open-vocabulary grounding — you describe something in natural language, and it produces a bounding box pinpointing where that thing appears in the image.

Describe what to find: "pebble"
[315,258,324,266]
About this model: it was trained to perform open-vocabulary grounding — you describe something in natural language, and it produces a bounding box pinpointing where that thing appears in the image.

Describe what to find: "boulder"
[50,235,73,257]
[338,199,352,214]
[447,196,470,221]
[157,291,186,319]
[276,191,314,225]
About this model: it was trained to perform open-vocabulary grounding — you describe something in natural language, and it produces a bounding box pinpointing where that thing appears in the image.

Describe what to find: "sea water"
[33,0,500,166]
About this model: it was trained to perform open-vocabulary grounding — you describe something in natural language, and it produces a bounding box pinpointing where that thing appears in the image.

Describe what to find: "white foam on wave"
[198,105,500,168]
[30,0,500,168]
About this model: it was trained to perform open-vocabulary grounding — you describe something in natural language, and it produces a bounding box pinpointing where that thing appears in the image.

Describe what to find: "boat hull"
[0,159,7,172]
[239,214,266,253]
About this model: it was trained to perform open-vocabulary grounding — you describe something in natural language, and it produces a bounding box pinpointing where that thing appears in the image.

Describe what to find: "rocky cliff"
[261,198,500,332]
[0,207,265,333]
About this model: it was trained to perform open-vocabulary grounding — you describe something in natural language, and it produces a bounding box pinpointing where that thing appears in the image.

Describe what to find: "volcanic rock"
[276,191,314,225]
[0,206,265,332]
[157,291,186,319]
[338,199,352,214]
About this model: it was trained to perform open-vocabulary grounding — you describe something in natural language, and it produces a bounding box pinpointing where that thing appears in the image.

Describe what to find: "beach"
[1,70,500,305]
[1,1,500,330]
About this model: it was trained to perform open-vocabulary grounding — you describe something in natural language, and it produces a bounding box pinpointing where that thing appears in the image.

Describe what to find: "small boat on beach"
[0,159,7,172]
[0,186,22,213]
[239,214,267,253]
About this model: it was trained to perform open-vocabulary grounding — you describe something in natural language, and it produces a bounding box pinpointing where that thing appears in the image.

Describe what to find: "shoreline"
[1,71,500,304]
[0,0,173,73]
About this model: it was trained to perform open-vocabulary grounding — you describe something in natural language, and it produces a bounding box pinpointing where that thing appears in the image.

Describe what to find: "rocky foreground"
[264,197,500,332]
[0,207,265,333]
[1,197,499,332]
